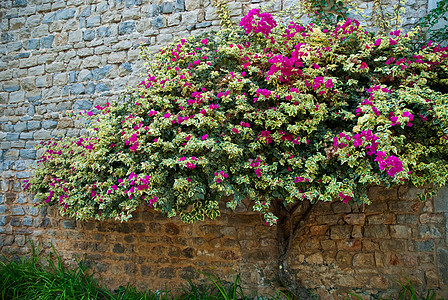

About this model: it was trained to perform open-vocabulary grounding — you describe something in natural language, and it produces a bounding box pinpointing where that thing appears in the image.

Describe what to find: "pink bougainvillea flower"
[338,192,352,203]
[375,38,381,46]
[201,134,208,140]
[313,76,324,90]
[239,8,277,38]
[186,162,196,169]
[360,62,368,69]
[232,128,239,134]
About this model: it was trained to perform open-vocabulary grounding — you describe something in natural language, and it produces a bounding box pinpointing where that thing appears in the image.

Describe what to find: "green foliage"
[302,0,351,24]
[0,243,113,299]
[27,7,448,225]
[417,0,448,46]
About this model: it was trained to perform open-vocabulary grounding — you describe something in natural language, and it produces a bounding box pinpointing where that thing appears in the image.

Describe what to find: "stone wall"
[2,184,448,298]
[1,0,447,298]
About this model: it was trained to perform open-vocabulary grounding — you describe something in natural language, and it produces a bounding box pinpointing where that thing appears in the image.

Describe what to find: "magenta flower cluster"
[239,8,277,38]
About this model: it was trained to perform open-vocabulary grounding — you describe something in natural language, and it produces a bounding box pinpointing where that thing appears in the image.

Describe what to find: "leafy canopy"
[26,8,448,225]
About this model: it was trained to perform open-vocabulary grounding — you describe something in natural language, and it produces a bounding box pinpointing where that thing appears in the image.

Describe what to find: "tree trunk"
[273,200,315,300]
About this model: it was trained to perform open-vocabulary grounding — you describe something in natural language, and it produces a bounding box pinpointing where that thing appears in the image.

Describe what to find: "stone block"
[122,7,140,20]
[68,30,82,43]
[113,243,125,253]
[29,207,39,216]
[28,65,45,76]
[77,48,94,57]
[118,21,135,35]
[39,35,54,48]
[68,71,77,83]
[34,130,51,140]
[148,4,160,17]
[85,82,95,94]
[330,225,351,239]
[14,0,27,7]
[205,6,217,20]
[83,30,95,41]
[435,186,448,212]
[160,2,174,13]
[10,217,21,226]
[14,122,27,132]
[121,62,132,71]
[175,0,185,12]
[113,40,132,51]
[6,133,20,141]
[4,83,20,92]
[79,6,91,18]
[343,213,365,225]
[415,240,434,251]
[364,225,389,238]
[0,205,8,214]
[55,8,75,21]
[96,82,109,93]
[71,83,85,95]
[438,247,448,289]
[181,11,197,26]
[390,225,411,239]
[20,132,33,140]
[167,14,181,26]
[108,52,126,63]
[35,75,52,88]
[152,16,164,29]
[0,216,7,226]
[420,213,444,224]
[27,38,39,49]
[126,0,141,8]
[46,64,66,77]
[196,21,212,28]
[42,12,55,24]
[396,214,418,224]
[14,52,29,60]
[81,55,101,68]
[53,73,67,86]
[92,65,111,80]
[62,220,76,229]
[73,99,92,110]
[27,121,41,130]
[22,217,32,226]
[418,225,441,239]
[57,117,73,129]
[97,27,110,37]
[11,206,25,216]
[9,91,25,103]
[353,253,375,267]
[79,69,92,81]
[42,120,58,129]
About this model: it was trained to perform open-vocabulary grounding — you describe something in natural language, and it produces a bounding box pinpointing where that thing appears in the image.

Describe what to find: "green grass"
[0,243,288,300]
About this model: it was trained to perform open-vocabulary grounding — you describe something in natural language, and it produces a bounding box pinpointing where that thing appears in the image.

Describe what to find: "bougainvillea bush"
[26,9,448,226]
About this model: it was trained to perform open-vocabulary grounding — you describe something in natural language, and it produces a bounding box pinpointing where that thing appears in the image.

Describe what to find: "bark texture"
[273,200,315,300]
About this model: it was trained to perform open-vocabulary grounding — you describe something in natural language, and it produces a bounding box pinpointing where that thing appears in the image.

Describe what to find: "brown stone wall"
[1,0,448,298]
[2,183,447,298]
